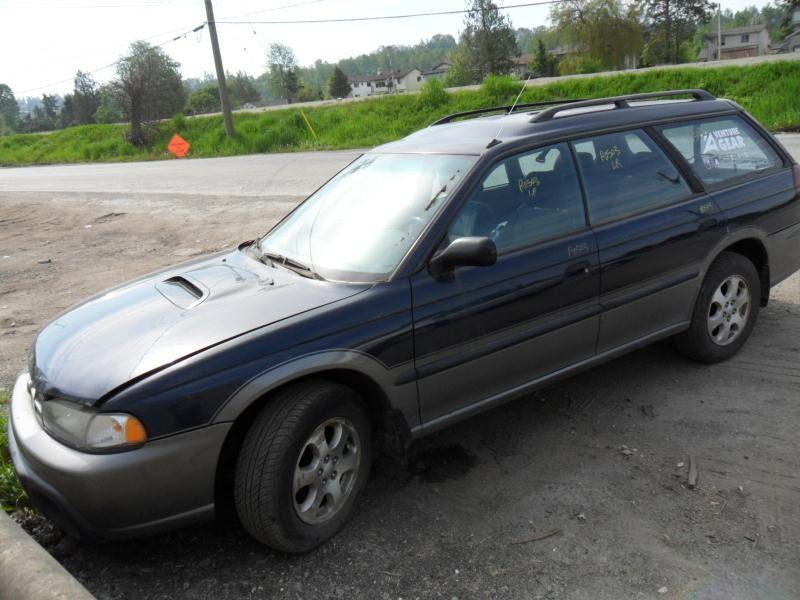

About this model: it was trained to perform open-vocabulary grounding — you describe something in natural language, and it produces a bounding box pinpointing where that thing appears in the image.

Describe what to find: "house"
[770,10,800,54]
[421,62,451,82]
[347,69,423,98]
[511,54,535,78]
[698,24,770,61]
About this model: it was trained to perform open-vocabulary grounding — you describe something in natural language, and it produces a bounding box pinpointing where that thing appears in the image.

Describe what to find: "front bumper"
[8,373,231,540]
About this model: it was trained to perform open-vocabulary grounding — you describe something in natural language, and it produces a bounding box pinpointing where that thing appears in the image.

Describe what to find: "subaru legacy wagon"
[9,90,800,553]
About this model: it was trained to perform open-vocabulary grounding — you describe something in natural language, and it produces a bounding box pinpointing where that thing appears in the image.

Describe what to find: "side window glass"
[448,142,586,252]
[482,164,509,189]
[572,129,692,224]
[660,116,781,186]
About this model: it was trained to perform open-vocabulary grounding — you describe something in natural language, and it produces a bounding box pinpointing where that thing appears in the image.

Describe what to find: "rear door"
[411,142,601,430]
[572,128,727,352]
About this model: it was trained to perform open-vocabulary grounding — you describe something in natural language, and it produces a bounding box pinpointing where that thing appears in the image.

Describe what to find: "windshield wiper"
[261,250,325,280]
[425,185,448,211]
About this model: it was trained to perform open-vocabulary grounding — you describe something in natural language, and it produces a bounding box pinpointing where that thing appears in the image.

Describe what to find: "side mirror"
[428,236,497,277]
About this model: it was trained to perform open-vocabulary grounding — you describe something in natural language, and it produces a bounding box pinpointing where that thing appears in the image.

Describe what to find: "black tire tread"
[674,251,761,364]
[234,380,361,553]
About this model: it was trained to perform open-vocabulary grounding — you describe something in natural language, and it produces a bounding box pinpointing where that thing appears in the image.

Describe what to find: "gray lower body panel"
[9,373,229,540]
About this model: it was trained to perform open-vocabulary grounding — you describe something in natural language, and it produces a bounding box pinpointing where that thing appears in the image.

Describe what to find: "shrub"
[480,74,522,105]
[417,78,450,110]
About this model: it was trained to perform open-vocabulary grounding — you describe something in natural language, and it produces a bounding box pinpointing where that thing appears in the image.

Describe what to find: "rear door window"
[572,129,692,224]
[659,116,781,187]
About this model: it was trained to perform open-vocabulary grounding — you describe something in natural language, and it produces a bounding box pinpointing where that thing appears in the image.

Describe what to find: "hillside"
[1,60,799,166]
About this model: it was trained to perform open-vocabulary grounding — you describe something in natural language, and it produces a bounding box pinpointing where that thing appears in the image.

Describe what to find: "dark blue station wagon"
[9,90,800,552]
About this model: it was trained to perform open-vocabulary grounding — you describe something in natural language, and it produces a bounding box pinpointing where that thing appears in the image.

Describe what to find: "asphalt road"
[2,134,798,198]
[1,138,799,599]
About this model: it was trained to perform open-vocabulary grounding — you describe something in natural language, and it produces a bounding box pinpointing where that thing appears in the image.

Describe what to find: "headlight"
[41,399,147,452]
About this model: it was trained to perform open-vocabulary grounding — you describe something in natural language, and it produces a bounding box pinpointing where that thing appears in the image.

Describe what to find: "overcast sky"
[0,0,776,98]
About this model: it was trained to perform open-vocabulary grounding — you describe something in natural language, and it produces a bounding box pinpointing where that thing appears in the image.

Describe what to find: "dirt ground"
[1,187,799,600]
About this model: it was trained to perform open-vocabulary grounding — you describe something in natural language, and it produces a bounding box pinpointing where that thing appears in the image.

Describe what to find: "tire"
[234,380,372,553]
[674,251,761,363]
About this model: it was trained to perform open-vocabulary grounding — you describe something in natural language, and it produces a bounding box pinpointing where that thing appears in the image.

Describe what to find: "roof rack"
[430,98,585,126]
[530,89,716,123]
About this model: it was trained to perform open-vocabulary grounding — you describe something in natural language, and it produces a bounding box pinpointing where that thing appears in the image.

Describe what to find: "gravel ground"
[1,148,799,599]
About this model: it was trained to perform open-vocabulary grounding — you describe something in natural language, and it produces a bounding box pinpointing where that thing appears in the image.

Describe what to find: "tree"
[229,71,261,105]
[59,94,75,128]
[329,66,352,98]
[94,84,123,124]
[531,38,558,76]
[449,0,518,83]
[111,41,186,146]
[267,43,300,103]
[551,0,643,70]
[0,84,19,132]
[777,0,800,38]
[639,0,714,64]
[72,71,100,125]
[186,85,220,115]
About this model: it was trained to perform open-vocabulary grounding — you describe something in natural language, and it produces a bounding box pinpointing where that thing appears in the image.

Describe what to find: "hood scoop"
[155,276,208,310]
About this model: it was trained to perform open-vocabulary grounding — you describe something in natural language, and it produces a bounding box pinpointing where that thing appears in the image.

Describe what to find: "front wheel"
[234,380,372,553]
[674,252,761,363]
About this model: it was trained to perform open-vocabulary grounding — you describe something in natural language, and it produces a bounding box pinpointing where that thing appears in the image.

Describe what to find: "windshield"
[258,153,476,282]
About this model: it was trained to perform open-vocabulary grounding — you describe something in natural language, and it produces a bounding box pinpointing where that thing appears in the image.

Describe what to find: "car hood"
[31,245,368,404]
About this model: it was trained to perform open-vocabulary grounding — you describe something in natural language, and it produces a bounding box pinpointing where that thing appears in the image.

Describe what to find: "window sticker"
[598,145,623,170]
[702,127,747,153]
[517,176,541,197]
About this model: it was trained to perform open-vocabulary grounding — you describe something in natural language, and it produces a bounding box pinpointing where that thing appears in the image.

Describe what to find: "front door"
[411,142,601,431]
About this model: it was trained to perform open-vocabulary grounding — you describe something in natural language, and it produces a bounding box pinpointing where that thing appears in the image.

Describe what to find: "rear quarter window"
[659,116,782,187]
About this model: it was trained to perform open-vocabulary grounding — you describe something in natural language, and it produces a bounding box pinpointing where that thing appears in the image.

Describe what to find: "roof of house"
[347,68,418,83]
[707,24,767,39]
[513,54,534,66]
[770,27,800,51]
[423,62,451,75]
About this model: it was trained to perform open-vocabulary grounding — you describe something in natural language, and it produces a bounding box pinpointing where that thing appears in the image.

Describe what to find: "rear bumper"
[8,373,231,540]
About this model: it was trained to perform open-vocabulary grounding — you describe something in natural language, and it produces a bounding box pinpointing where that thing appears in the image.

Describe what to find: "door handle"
[565,261,592,278]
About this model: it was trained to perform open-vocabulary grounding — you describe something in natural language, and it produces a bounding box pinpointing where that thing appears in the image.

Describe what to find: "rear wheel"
[675,252,761,363]
[234,380,372,553]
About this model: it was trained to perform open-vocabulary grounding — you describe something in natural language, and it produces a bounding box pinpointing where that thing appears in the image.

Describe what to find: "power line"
[12,0,330,95]
[17,23,205,95]
[216,0,566,25]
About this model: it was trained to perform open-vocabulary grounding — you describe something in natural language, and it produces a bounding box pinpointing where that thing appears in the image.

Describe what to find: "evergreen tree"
[449,0,518,83]
[531,39,557,77]
[639,0,715,64]
[329,66,352,98]
[0,84,19,132]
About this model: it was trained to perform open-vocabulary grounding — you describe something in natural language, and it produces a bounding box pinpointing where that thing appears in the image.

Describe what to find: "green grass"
[0,388,26,512]
[1,60,799,166]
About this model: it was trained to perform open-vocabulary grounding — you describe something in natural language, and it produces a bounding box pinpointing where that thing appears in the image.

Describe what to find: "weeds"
[0,388,26,512]
[1,61,798,166]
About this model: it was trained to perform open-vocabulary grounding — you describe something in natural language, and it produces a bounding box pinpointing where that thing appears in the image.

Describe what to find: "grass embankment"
[1,387,26,512]
[1,61,799,166]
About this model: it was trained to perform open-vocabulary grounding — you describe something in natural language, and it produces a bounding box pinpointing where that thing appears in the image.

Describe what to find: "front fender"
[211,349,421,439]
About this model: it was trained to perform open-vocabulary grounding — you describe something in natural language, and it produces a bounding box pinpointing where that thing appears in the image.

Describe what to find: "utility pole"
[204,0,235,137]
[717,2,722,61]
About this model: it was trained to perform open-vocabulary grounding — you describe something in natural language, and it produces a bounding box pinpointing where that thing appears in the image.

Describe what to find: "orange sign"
[167,134,191,158]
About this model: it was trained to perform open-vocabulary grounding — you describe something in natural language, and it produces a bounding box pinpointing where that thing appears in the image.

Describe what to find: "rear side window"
[659,116,781,186]
[448,142,586,251]
[572,129,692,224]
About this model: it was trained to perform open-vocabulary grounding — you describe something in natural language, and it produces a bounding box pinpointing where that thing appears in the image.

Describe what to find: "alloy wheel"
[707,275,750,346]
[292,418,361,525]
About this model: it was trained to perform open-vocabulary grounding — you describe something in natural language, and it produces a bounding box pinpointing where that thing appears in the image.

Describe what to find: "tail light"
[794,164,800,191]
